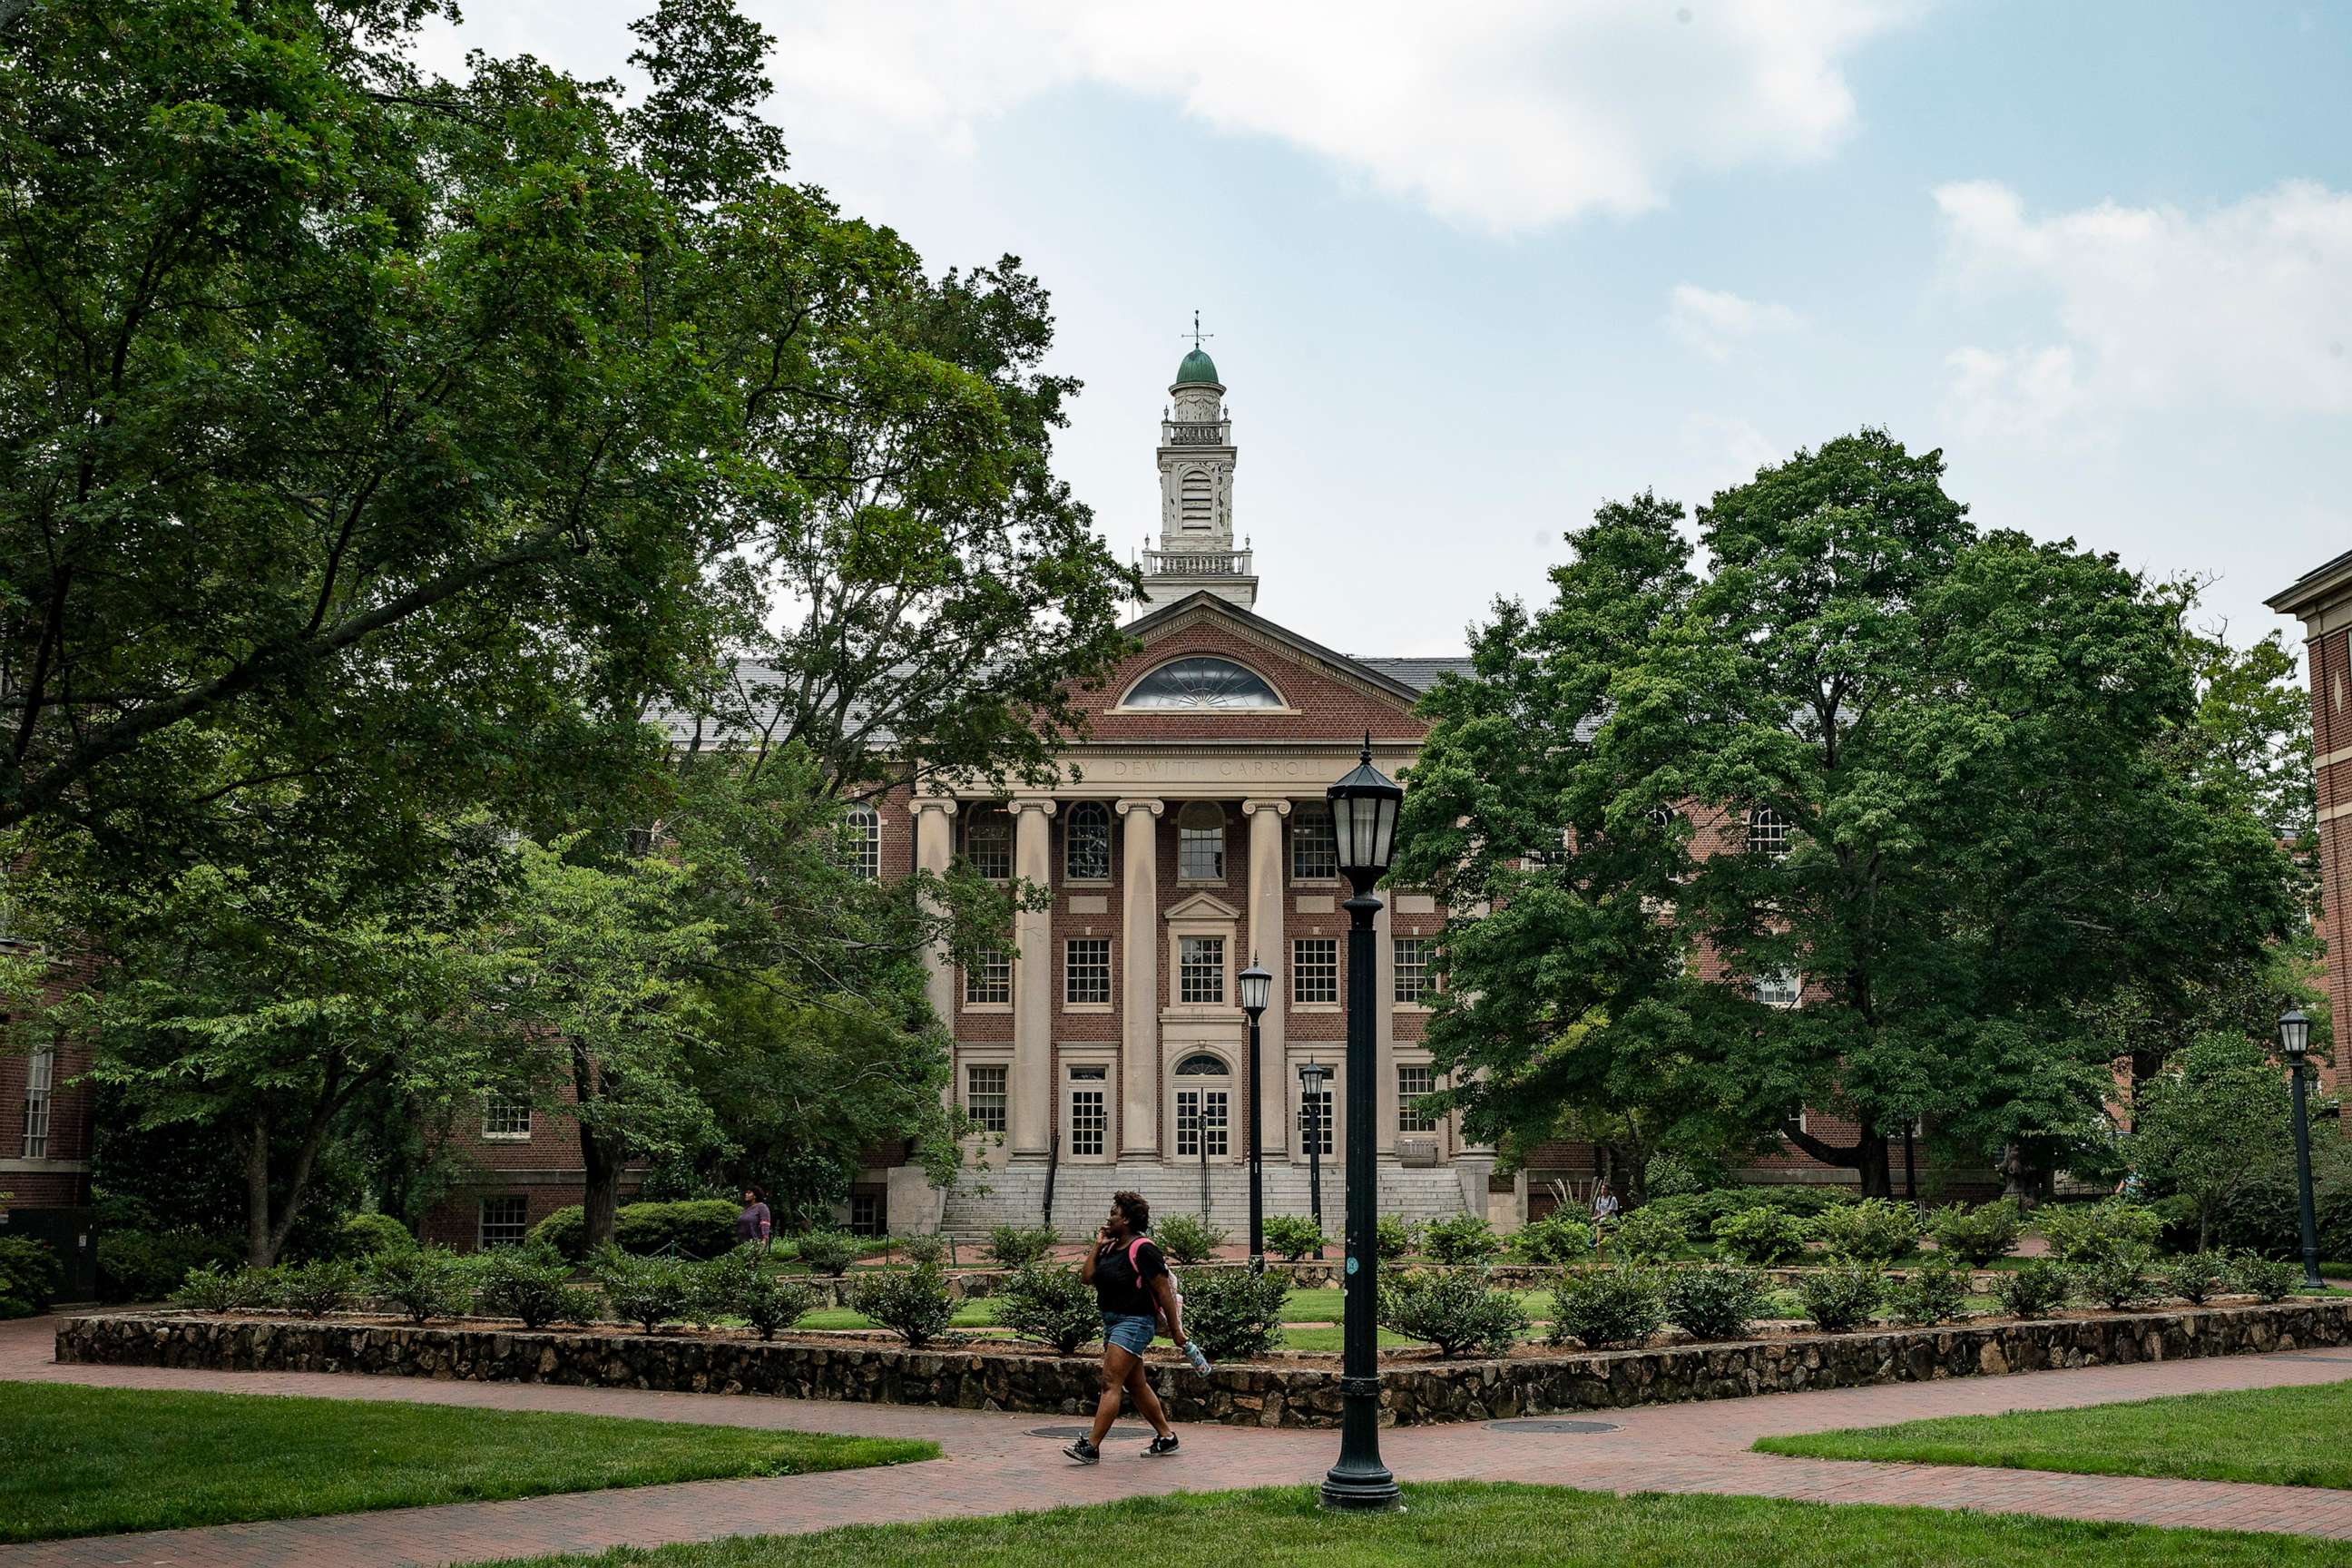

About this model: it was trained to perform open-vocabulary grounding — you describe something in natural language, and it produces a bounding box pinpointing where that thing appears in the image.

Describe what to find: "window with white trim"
[1298,1084,1334,1155]
[1065,937,1111,1005]
[1178,802,1226,880]
[1063,801,1112,881]
[1393,937,1434,1004]
[1179,936,1226,1004]
[1782,1109,1809,1138]
[965,1064,1007,1133]
[482,1093,532,1141]
[842,806,880,879]
[1293,936,1338,1004]
[965,809,1013,880]
[1398,1064,1438,1134]
[1747,805,1789,859]
[965,948,1011,1005]
[20,1044,53,1159]
[1756,969,1801,1010]
[1290,806,1338,881]
[478,1195,529,1250]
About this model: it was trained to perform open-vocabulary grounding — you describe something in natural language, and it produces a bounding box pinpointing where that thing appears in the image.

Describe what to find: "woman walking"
[1064,1190,1187,1464]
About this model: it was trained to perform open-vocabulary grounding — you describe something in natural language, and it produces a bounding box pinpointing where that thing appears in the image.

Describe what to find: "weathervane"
[1185,309,1214,351]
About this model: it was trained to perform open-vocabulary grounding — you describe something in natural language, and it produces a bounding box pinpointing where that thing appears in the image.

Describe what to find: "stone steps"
[938,1162,1468,1239]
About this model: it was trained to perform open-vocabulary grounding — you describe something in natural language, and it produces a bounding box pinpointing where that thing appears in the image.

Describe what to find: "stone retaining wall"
[57,1298,2352,1429]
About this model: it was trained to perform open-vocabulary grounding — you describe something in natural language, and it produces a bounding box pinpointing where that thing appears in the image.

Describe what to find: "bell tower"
[1140,314,1257,612]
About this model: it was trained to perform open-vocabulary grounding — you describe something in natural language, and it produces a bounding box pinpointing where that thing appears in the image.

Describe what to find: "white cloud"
[1666,284,1800,359]
[1678,412,1781,507]
[759,2,1926,234]
[1936,178,2352,434]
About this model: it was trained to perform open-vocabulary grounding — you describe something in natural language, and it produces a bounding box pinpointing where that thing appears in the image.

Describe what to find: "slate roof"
[1352,656,1475,691]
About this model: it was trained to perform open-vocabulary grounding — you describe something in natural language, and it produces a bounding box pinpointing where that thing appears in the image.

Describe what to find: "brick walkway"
[9,1313,2352,1565]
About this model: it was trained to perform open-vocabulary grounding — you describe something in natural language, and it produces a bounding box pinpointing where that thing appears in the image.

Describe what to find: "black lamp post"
[1320,735,1403,1513]
[1240,956,1273,1273]
[1299,1060,1329,1261]
[2282,1005,2324,1292]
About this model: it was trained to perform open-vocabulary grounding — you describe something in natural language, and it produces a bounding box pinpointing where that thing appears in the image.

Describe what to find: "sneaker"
[1144,1433,1180,1457]
[1063,1437,1100,1465]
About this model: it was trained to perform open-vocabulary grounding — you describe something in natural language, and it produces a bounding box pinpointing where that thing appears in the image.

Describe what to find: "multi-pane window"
[1175,1090,1230,1158]
[478,1195,529,1250]
[965,947,1011,1005]
[848,1193,881,1236]
[1064,801,1112,881]
[965,1064,1007,1134]
[1179,936,1226,1004]
[1398,1064,1438,1133]
[1293,936,1338,1004]
[20,1045,53,1159]
[1178,802,1226,880]
[1393,937,1434,1004]
[1756,969,1801,1009]
[1290,805,1338,881]
[1298,1085,1334,1155]
[842,806,880,879]
[1747,805,1789,858]
[1069,1067,1108,1156]
[1065,937,1112,1005]
[965,809,1013,880]
[481,1093,532,1141]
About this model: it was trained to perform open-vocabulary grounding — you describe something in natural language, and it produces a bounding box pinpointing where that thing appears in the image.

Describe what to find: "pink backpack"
[1127,1237,1182,1328]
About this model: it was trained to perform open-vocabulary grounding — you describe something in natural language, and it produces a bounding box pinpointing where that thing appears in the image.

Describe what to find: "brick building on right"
[2269,552,2352,1066]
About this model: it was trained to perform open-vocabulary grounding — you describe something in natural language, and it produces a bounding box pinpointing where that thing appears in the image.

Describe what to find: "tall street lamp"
[1299,1059,1329,1261]
[2281,1006,2324,1292]
[1321,735,1403,1513]
[1239,956,1273,1273]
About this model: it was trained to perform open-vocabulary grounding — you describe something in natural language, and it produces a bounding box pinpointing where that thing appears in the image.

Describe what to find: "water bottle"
[1183,1338,1213,1377]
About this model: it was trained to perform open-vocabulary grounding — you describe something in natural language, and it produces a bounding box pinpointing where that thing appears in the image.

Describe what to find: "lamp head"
[2280,1005,2313,1062]
[1238,956,1272,1018]
[1327,731,1404,889]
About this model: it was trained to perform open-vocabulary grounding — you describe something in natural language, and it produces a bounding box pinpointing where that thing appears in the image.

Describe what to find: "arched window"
[1064,801,1112,881]
[964,808,1012,880]
[1746,805,1789,859]
[1648,806,1681,834]
[842,806,880,880]
[1122,657,1282,710]
[1174,1053,1229,1076]
[1290,804,1338,881]
[1178,801,1226,880]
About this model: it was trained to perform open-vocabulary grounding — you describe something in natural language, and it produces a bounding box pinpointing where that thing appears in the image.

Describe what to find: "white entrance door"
[1066,1065,1111,1161]
[1171,1052,1234,1161]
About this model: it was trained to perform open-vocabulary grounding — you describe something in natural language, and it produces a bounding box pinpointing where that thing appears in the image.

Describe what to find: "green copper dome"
[1174,347,1220,385]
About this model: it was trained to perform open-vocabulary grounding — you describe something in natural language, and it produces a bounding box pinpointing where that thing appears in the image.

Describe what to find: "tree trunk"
[1856,1132,1891,1199]
[581,1126,625,1250]
[246,1115,275,1268]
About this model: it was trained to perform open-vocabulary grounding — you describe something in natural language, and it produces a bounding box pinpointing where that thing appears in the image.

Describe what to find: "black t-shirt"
[1093,1235,1167,1318]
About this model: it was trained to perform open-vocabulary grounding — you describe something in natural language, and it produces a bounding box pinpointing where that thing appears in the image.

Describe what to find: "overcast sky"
[420,2,2351,659]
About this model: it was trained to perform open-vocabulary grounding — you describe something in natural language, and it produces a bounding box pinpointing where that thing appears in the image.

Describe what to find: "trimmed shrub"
[735,1269,817,1341]
[1607,1205,1687,1264]
[277,1259,360,1318]
[2229,1252,2303,1304]
[475,1245,595,1329]
[999,1261,1102,1355]
[1794,1261,1883,1332]
[1378,1267,1527,1358]
[527,1200,740,1263]
[1806,1199,1920,1266]
[2161,1250,2232,1307]
[1661,1263,1769,1341]
[1642,1153,1705,1199]
[97,1229,238,1304]
[1993,1257,2071,1319]
[686,1247,757,1330]
[1710,1207,1808,1265]
[1926,1199,2023,1267]
[169,1262,274,1314]
[850,1261,953,1347]
[1376,1214,1417,1261]
[1510,1211,1592,1266]
[797,1230,861,1278]
[898,1233,947,1268]
[1262,1214,1328,1262]
[0,1236,60,1318]
[332,1212,416,1260]
[592,1246,696,1332]
[1421,1212,1500,1267]
[985,1224,1058,1269]
[1885,1255,1970,1327]
[1547,1266,1665,1350]
[1153,1213,1227,1266]
[362,1246,474,1324]
[2036,1200,2165,1265]
[1181,1265,1289,1362]
[2073,1246,2160,1311]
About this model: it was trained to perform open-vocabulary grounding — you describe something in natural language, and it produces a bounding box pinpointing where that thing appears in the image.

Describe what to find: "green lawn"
[1756,1379,2352,1488]
[470,1481,2352,1567]
[0,1381,935,1544]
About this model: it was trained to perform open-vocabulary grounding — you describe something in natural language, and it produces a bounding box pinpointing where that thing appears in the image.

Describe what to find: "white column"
[1375,891,1397,1159]
[1241,799,1290,1161]
[1116,799,1164,1159]
[1009,799,1057,1162]
[910,797,961,1108]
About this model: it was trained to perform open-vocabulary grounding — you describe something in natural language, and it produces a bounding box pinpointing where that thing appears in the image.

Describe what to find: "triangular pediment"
[1164,890,1241,922]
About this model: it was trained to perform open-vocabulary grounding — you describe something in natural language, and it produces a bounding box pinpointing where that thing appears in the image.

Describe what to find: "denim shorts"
[1102,1312,1157,1356]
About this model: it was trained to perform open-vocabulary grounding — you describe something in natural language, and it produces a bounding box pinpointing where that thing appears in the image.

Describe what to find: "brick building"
[2269,552,2352,1076]
[0,946,103,1294]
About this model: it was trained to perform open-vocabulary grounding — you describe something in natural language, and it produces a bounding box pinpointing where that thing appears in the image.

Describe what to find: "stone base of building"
[930,1160,1472,1238]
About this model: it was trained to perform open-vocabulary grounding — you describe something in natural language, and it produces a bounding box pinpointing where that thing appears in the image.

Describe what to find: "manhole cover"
[1485,1418,1620,1435]
[1025,1425,1153,1440]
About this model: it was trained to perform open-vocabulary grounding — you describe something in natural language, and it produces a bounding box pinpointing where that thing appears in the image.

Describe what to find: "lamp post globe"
[1298,1060,1329,1260]
[2282,1006,2324,1290]
[1240,957,1273,1272]
[1320,735,1402,1513]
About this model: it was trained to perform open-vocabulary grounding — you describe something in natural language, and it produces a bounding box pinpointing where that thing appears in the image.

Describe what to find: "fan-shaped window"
[1122,657,1282,710]
[1174,1053,1229,1076]
[1064,801,1112,881]
[1178,801,1226,880]
[842,806,880,880]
